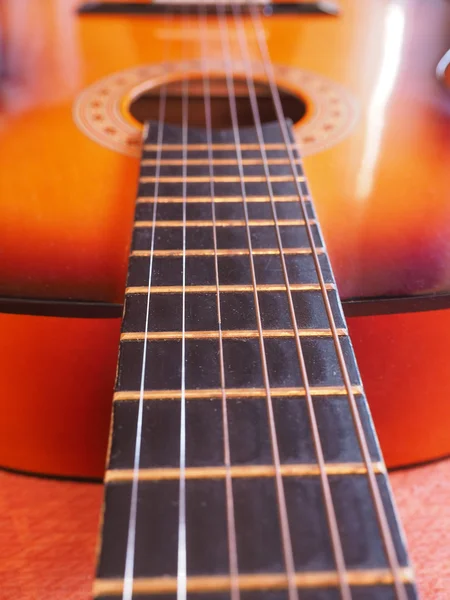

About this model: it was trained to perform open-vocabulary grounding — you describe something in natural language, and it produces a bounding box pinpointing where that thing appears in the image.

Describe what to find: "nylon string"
[123,5,406,600]
[176,8,190,600]
[229,5,352,598]
[198,6,241,599]
[121,10,171,600]
[247,5,407,599]
[216,5,299,600]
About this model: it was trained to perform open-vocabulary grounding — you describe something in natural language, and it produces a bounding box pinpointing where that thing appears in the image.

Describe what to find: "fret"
[122,288,345,340]
[131,222,323,251]
[94,592,417,600]
[95,119,417,599]
[143,142,299,151]
[142,122,302,160]
[127,252,332,288]
[140,175,306,184]
[122,290,341,332]
[96,475,409,579]
[105,463,386,483]
[131,248,324,257]
[137,180,310,199]
[133,218,313,227]
[136,194,308,202]
[113,386,364,400]
[108,394,379,469]
[114,337,361,392]
[134,199,316,222]
[120,329,348,340]
[142,165,305,182]
[125,283,334,293]
[141,157,303,166]
[94,570,415,596]
[143,148,302,160]
[141,164,305,178]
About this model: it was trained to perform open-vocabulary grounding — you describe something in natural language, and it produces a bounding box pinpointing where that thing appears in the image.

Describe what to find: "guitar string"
[247,4,407,599]
[198,6,241,599]
[229,5,352,598]
[176,8,190,600]
[216,5,298,600]
[123,6,404,599]
[121,10,172,600]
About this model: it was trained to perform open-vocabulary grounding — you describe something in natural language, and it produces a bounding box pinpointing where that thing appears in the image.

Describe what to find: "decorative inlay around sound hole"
[73,62,359,157]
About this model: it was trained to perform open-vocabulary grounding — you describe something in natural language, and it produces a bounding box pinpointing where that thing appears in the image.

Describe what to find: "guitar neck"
[94,120,417,599]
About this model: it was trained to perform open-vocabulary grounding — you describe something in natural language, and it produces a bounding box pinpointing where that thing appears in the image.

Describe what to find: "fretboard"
[94,122,418,599]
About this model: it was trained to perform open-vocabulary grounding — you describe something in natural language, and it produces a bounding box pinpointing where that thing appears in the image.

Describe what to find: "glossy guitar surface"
[0,0,449,478]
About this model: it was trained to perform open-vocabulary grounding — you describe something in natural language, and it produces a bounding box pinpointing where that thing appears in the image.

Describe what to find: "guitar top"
[0,0,449,309]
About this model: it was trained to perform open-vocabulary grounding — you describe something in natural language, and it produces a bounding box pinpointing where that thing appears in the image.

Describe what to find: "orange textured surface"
[0,473,102,600]
[0,462,449,599]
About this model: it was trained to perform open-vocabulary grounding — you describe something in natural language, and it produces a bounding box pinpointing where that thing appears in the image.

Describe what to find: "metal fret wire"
[176,9,190,600]
[247,5,407,599]
[216,6,298,600]
[121,11,171,600]
[229,6,352,598]
[198,7,241,600]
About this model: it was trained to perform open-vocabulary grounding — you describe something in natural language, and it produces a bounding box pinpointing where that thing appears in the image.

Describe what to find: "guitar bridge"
[78,1,340,17]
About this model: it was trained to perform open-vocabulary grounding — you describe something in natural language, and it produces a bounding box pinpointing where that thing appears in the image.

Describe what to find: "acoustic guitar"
[0,0,449,597]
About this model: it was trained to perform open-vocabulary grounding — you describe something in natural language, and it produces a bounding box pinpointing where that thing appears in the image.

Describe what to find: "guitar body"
[1,0,450,479]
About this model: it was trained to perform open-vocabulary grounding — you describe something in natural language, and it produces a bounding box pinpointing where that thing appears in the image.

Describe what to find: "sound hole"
[129,76,307,129]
